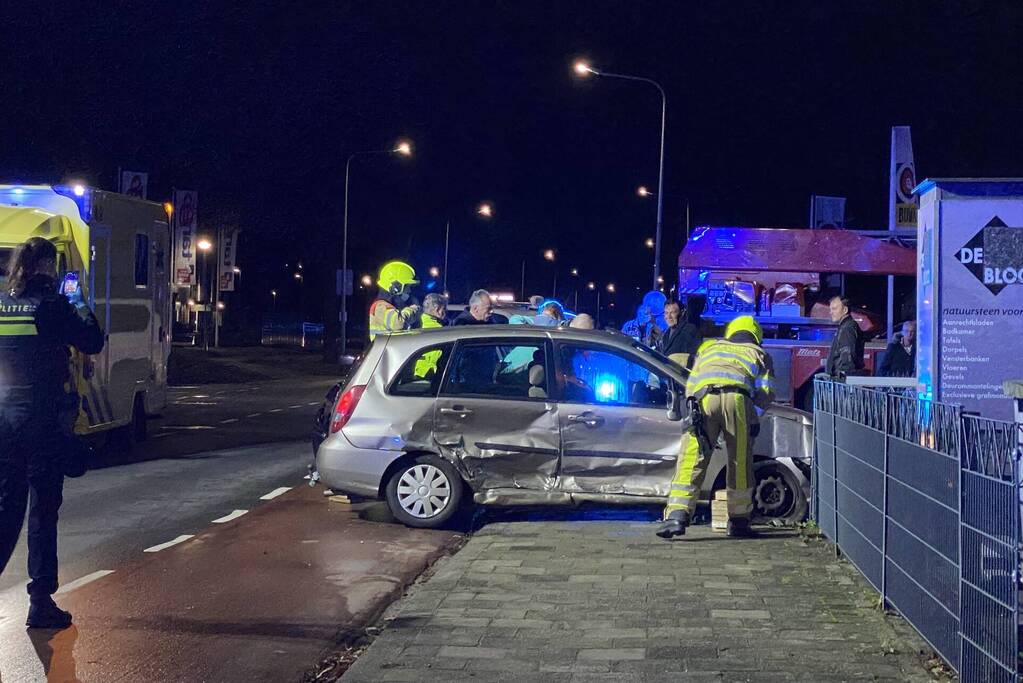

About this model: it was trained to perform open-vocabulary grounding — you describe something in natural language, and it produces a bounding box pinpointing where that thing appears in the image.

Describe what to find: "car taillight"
[330,385,366,434]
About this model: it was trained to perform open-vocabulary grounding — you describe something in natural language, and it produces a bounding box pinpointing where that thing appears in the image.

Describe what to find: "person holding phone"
[0,236,104,629]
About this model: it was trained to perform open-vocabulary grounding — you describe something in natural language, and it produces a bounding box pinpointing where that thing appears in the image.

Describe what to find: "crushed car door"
[434,339,560,491]
[554,342,680,497]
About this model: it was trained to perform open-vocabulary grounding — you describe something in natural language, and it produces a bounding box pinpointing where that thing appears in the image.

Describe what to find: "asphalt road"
[0,369,461,683]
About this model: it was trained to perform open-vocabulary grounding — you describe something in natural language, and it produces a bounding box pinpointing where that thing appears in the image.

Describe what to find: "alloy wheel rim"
[396,464,451,518]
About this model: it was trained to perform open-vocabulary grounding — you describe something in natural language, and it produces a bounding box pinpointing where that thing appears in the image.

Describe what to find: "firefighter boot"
[26,596,72,630]
[726,518,755,538]
[655,510,690,539]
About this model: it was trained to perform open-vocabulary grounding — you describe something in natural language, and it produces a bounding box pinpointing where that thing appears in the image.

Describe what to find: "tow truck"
[0,184,172,441]
[678,226,916,409]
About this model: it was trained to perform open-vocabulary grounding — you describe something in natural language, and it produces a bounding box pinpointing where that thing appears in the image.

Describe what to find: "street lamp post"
[443,202,492,296]
[543,248,556,298]
[197,238,214,351]
[341,140,411,357]
[575,60,667,290]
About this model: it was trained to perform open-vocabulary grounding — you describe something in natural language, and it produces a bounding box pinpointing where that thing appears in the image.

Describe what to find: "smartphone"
[62,271,82,305]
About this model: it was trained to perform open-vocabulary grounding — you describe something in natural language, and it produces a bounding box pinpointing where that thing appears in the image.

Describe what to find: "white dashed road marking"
[269,408,283,413]
[246,413,262,418]
[220,418,239,424]
[288,405,302,409]
[211,509,248,524]
[158,425,214,431]
[144,535,194,553]
[307,402,320,406]
[56,570,115,595]
[260,487,291,501]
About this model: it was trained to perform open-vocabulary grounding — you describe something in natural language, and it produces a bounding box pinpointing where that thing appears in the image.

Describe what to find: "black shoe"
[656,510,690,539]
[726,518,755,538]
[26,597,72,630]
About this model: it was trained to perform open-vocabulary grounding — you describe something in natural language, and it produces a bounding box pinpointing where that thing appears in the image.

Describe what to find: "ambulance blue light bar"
[52,184,93,221]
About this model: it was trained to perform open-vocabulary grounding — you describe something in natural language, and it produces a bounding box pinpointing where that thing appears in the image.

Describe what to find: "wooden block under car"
[712,490,728,532]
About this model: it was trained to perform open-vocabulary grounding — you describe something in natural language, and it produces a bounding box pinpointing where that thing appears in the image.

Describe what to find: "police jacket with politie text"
[0,274,105,405]
[825,314,864,378]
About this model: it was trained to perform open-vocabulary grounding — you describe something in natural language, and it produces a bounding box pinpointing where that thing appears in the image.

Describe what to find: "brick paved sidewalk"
[342,512,939,682]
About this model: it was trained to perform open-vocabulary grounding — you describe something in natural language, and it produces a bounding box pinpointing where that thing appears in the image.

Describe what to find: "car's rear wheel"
[753,461,807,523]
[385,454,464,528]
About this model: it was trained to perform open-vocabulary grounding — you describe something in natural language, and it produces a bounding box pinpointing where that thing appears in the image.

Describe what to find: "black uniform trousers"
[0,400,65,598]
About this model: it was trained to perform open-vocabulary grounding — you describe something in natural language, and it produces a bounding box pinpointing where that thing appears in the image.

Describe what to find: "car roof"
[380,325,686,379]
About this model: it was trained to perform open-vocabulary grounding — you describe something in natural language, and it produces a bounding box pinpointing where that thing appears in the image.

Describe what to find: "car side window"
[441,342,547,400]
[556,343,671,408]
[390,343,453,397]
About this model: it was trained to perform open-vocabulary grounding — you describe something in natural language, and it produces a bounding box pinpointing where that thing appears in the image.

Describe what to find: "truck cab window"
[134,234,150,288]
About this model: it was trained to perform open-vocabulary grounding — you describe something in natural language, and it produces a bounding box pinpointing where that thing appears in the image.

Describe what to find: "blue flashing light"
[425,280,438,291]
[12,188,23,195]
[596,380,616,400]
[52,184,93,221]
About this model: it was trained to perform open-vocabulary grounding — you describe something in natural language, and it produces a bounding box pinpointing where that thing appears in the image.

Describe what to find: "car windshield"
[629,340,689,379]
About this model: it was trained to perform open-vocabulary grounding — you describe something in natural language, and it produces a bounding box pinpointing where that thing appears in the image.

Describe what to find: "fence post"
[832,381,840,558]
[880,391,890,609]
[955,405,965,673]
[1012,443,1021,681]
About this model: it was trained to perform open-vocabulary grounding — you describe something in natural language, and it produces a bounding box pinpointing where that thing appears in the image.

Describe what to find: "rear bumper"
[314,433,401,498]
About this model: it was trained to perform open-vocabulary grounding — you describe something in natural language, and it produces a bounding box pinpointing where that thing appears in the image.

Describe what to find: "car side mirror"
[666,387,683,422]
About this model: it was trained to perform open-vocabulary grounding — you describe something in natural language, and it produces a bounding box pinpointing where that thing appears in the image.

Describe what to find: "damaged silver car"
[315,326,812,528]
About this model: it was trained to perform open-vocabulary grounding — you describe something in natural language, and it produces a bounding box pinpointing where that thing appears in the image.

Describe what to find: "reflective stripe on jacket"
[686,338,775,409]
[369,299,412,340]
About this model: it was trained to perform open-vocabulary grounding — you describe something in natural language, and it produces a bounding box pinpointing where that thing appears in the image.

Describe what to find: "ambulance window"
[134,234,150,288]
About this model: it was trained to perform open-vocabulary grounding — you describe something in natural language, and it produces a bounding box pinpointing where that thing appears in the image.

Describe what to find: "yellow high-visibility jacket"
[685,338,775,410]
[369,299,416,340]
[413,314,445,378]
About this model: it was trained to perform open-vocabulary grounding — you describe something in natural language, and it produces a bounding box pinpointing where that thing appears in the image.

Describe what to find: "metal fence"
[812,378,1022,682]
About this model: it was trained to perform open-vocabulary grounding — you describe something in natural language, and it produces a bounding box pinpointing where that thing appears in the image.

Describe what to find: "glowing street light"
[645,237,655,249]
[197,238,213,252]
[360,274,373,287]
[606,283,616,293]
[637,186,653,197]
[587,281,596,290]
[477,202,493,218]
[570,267,579,276]
[163,202,174,219]
[342,138,414,354]
[573,59,667,290]
[429,266,440,278]
[543,249,556,262]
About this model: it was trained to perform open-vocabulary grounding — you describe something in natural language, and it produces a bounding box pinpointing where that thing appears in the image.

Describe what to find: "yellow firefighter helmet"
[377,261,419,294]
[724,315,763,344]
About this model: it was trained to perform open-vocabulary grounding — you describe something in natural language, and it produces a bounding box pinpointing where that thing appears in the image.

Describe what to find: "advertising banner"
[889,126,916,229]
[172,190,198,286]
[917,179,1023,420]
[120,171,148,198]
[810,195,846,229]
[218,229,239,292]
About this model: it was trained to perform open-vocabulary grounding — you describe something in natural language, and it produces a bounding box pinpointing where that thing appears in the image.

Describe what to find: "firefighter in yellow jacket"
[657,315,775,538]
[368,261,421,341]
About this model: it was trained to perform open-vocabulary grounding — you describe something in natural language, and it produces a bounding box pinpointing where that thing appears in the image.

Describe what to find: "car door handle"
[440,406,474,417]
[568,413,605,428]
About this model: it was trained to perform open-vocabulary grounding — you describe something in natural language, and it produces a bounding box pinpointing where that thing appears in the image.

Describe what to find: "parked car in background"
[314,325,812,528]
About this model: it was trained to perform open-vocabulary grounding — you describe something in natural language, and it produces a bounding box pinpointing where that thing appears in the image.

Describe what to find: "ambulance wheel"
[129,393,148,443]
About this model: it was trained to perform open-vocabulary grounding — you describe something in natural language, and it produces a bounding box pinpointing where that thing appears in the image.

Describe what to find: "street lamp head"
[293,272,303,280]
[271,290,277,297]
[543,249,556,262]
[570,267,579,277]
[606,283,616,293]
[197,238,213,252]
[216,302,226,311]
[360,274,373,287]
[637,186,652,197]
[232,266,241,274]
[477,202,493,218]
[394,140,413,156]
[573,60,597,77]
[429,266,440,278]
[644,237,655,249]
[656,275,665,284]
[163,202,174,218]
[587,282,596,290]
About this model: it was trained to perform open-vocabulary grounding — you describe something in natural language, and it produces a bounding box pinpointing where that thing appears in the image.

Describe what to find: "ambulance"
[0,184,171,441]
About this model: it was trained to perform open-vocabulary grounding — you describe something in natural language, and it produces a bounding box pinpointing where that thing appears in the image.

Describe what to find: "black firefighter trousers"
[0,406,65,599]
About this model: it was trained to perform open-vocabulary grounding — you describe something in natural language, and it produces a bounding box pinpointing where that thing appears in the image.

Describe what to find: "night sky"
[4,2,1022,321]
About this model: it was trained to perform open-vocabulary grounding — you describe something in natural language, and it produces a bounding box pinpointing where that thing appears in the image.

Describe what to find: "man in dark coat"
[825,295,864,378]
[879,321,915,377]
[658,300,703,362]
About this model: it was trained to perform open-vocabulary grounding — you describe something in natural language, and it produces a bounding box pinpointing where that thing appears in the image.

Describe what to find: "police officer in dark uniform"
[0,236,104,629]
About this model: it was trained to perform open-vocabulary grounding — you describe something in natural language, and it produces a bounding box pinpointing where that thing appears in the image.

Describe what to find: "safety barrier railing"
[812,378,1021,682]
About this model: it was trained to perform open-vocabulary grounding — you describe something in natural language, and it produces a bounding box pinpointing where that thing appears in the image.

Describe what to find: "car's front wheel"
[752,461,808,524]
[385,454,464,528]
